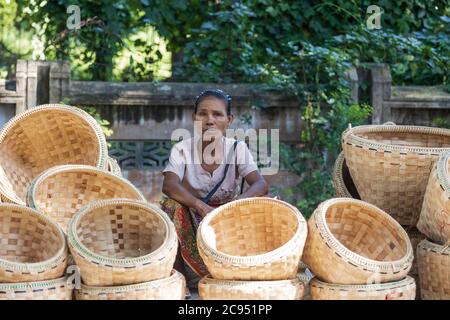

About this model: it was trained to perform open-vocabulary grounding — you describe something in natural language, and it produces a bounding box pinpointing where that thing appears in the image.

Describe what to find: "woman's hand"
[195,200,215,218]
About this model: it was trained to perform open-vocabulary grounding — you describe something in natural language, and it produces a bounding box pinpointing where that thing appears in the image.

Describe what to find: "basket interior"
[0,110,102,202]
[75,204,166,259]
[325,202,408,261]
[0,207,63,263]
[356,130,450,148]
[341,159,360,199]
[33,170,142,231]
[205,201,299,256]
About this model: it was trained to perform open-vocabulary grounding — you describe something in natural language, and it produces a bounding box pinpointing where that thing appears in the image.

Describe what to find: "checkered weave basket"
[342,124,450,226]
[75,269,185,300]
[417,150,450,245]
[0,277,73,300]
[0,203,68,282]
[197,197,308,280]
[416,239,449,300]
[27,165,145,233]
[67,199,177,286]
[303,198,413,285]
[198,275,304,300]
[332,152,360,199]
[310,276,416,300]
[0,104,108,205]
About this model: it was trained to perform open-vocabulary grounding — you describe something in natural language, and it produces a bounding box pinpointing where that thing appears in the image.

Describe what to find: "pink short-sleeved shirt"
[163,137,259,204]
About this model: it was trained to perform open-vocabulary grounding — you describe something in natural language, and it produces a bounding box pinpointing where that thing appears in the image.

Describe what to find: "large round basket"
[75,270,185,300]
[197,197,308,280]
[0,277,73,300]
[303,198,413,285]
[0,104,108,205]
[332,152,360,199]
[198,275,304,300]
[416,239,449,300]
[67,199,178,286]
[0,204,67,282]
[342,124,450,226]
[417,150,450,245]
[310,276,416,300]
[27,165,145,233]
[107,156,122,177]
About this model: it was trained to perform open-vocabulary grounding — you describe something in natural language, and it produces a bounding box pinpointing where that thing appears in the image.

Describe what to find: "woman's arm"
[162,172,214,217]
[236,170,269,200]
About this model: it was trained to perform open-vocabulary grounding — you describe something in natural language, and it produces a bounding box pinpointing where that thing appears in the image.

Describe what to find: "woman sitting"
[160,88,269,289]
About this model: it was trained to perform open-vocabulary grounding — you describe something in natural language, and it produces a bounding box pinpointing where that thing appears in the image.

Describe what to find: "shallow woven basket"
[198,275,304,300]
[0,104,108,205]
[67,199,178,286]
[342,124,450,226]
[333,152,360,199]
[416,239,449,300]
[303,198,413,285]
[0,277,73,300]
[27,165,145,232]
[197,197,308,280]
[417,150,450,245]
[107,156,122,177]
[75,269,185,300]
[310,276,416,300]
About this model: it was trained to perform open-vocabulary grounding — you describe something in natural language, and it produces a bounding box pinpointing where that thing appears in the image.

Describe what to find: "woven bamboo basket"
[0,104,108,205]
[303,198,413,285]
[332,152,360,199]
[417,150,450,245]
[298,269,314,300]
[310,276,416,300]
[198,275,304,300]
[342,124,450,226]
[107,156,122,177]
[75,269,185,300]
[0,277,73,300]
[416,239,449,300]
[67,199,178,286]
[27,165,145,233]
[0,203,68,282]
[197,197,308,280]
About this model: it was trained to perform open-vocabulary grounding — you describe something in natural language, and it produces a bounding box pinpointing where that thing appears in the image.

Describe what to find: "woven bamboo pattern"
[416,239,449,300]
[198,275,304,300]
[75,270,185,300]
[0,104,108,205]
[197,197,308,280]
[333,152,360,199]
[107,156,122,177]
[0,277,72,300]
[405,227,427,276]
[310,276,416,300]
[342,124,450,226]
[417,150,450,245]
[303,198,413,285]
[27,165,145,232]
[67,199,178,286]
[0,204,67,283]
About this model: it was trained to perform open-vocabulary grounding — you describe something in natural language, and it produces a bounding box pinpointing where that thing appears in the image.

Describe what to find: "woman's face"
[192,96,233,135]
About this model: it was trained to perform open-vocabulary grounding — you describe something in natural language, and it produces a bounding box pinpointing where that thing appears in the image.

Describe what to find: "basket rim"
[0,104,108,204]
[417,239,450,255]
[310,275,415,291]
[342,124,450,154]
[67,198,177,267]
[76,269,183,294]
[313,198,414,272]
[332,152,353,198]
[0,203,67,272]
[0,276,69,291]
[107,156,122,176]
[27,164,145,210]
[436,150,450,199]
[199,274,304,288]
[197,197,307,265]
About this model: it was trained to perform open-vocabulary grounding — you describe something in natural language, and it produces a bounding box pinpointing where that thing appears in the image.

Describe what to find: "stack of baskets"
[303,198,416,300]
[0,104,185,299]
[197,197,308,300]
[336,123,450,300]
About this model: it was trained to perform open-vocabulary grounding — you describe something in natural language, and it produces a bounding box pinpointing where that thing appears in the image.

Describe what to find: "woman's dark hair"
[194,88,232,115]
